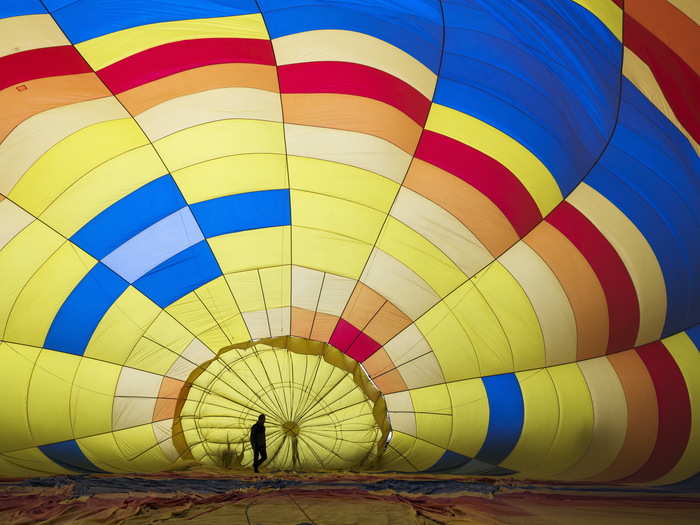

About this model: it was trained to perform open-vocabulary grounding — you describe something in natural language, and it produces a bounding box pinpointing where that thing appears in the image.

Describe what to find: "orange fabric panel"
[158,377,185,399]
[309,313,338,343]
[342,282,385,330]
[291,306,314,338]
[373,369,407,395]
[626,0,699,74]
[591,350,658,481]
[404,158,517,257]
[153,398,178,422]
[363,302,412,345]
[363,349,395,378]
[281,93,423,154]
[0,73,109,142]
[525,222,609,361]
[118,63,279,115]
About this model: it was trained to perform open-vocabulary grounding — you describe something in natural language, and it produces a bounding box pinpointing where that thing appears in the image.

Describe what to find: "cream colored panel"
[361,249,439,319]
[115,367,162,397]
[500,242,577,366]
[113,397,157,431]
[285,124,411,184]
[182,338,216,365]
[267,306,290,337]
[384,324,432,367]
[291,265,324,310]
[397,352,444,390]
[316,273,355,316]
[0,199,33,249]
[384,390,414,412]
[242,310,271,339]
[0,14,69,58]
[273,29,436,98]
[390,187,492,277]
[0,97,128,194]
[389,412,417,436]
[166,357,197,381]
[136,88,282,140]
[153,419,179,462]
[568,183,667,345]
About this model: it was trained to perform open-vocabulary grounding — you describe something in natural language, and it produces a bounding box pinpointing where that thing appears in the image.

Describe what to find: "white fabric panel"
[0,199,34,249]
[136,88,282,140]
[116,367,162,397]
[181,338,216,365]
[103,207,204,283]
[285,124,411,183]
[291,265,324,310]
[267,306,291,337]
[0,14,70,58]
[152,419,179,462]
[0,97,129,195]
[166,357,197,381]
[397,352,444,390]
[388,412,417,436]
[242,310,271,340]
[384,390,414,412]
[384,324,432,367]
[390,187,492,277]
[316,273,355,316]
[500,242,577,366]
[361,249,439,320]
[112,397,157,431]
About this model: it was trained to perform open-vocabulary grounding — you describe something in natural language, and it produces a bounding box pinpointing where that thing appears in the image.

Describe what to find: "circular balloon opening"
[173,337,390,471]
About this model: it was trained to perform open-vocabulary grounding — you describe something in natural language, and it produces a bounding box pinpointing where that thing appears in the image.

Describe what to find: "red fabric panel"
[623,341,692,482]
[346,331,382,362]
[546,201,639,353]
[278,61,431,125]
[329,319,361,352]
[97,38,275,94]
[0,45,91,91]
[624,14,700,142]
[415,130,541,237]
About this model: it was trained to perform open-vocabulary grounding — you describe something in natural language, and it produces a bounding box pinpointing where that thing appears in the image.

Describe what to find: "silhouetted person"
[250,414,267,473]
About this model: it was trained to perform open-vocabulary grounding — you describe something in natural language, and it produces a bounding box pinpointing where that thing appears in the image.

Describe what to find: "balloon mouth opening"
[171,336,391,471]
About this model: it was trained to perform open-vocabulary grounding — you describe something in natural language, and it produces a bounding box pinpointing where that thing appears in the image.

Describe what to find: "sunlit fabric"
[0,0,698,483]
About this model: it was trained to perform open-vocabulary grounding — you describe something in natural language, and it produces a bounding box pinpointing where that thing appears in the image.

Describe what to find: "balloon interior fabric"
[0,0,698,484]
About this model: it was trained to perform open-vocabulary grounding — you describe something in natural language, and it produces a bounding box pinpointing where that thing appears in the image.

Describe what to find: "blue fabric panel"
[133,241,221,308]
[48,0,260,43]
[425,450,471,472]
[0,0,45,18]
[71,175,186,260]
[44,263,128,356]
[686,325,700,351]
[436,0,621,195]
[258,0,443,73]
[478,373,524,465]
[586,80,700,336]
[191,189,291,238]
[39,439,106,474]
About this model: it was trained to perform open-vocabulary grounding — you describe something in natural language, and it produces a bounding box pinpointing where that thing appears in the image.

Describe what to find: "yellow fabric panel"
[382,432,419,471]
[5,242,96,347]
[167,290,230,347]
[27,350,81,444]
[225,270,266,312]
[173,153,288,204]
[411,385,452,448]
[0,221,63,338]
[446,379,490,457]
[414,413,452,449]
[9,119,147,216]
[407,436,447,471]
[112,424,172,472]
[259,266,291,309]
[209,226,291,274]
[1,447,73,476]
[41,145,167,237]
[124,337,180,375]
[77,433,134,473]
[0,342,41,452]
[425,104,562,215]
[292,226,372,279]
[154,119,285,172]
[84,286,160,364]
[502,369,559,472]
[288,155,398,212]
[197,277,249,343]
[416,303,480,381]
[292,190,385,243]
[0,453,49,478]
[273,29,436,98]
[145,311,196,355]
[377,217,466,297]
[0,14,69,58]
[474,262,546,371]
[526,363,594,479]
[444,281,512,377]
[569,0,622,40]
[653,332,700,485]
[70,358,121,437]
[77,14,269,70]
[410,384,451,415]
